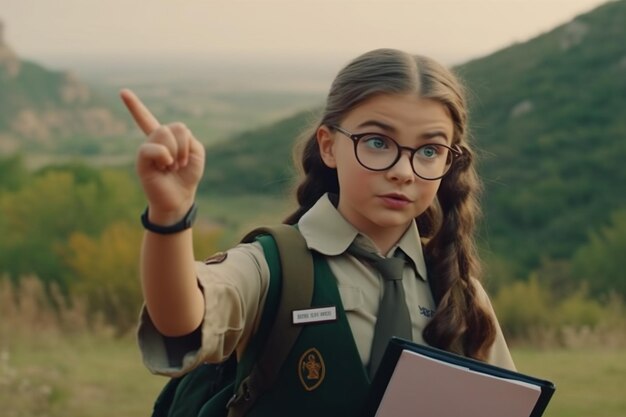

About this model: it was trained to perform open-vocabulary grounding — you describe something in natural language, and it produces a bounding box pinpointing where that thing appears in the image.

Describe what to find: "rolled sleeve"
[137,242,270,377]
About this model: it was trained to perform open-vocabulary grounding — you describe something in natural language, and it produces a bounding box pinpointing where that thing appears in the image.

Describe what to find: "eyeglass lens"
[355,134,452,179]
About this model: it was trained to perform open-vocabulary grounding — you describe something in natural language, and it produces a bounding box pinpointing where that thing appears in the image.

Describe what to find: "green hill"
[457,0,626,272]
[199,0,626,277]
[200,108,319,195]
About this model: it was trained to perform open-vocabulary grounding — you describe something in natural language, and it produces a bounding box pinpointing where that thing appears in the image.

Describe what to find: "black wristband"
[141,203,197,235]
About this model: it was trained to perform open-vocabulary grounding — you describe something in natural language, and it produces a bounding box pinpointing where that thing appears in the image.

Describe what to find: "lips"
[380,192,411,202]
[379,193,413,209]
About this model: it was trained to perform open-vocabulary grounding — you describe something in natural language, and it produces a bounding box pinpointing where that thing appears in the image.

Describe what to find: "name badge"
[292,306,337,325]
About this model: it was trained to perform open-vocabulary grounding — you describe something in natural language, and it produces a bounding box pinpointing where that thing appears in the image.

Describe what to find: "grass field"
[514,348,626,417]
[2,330,625,417]
[1,334,164,417]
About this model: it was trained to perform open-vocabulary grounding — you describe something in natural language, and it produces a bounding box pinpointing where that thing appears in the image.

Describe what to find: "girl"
[122,48,515,415]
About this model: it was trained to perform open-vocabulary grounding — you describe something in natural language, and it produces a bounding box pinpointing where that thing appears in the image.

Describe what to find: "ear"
[316,125,337,168]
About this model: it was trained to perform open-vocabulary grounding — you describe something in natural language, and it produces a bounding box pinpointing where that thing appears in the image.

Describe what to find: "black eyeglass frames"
[332,125,462,180]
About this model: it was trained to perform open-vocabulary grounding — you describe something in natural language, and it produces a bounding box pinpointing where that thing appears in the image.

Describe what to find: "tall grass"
[0,276,162,417]
[2,275,626,416]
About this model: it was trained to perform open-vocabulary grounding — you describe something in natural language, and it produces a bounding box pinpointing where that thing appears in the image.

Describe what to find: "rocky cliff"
[0,20,128,151]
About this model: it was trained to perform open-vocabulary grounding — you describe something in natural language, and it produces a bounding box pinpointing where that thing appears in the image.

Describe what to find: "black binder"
[363,337,556,417]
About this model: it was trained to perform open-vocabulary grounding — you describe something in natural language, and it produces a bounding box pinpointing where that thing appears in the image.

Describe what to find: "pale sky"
[0,0,613,70]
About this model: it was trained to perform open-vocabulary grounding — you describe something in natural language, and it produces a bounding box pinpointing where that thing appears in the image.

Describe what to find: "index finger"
[120,88,161,135]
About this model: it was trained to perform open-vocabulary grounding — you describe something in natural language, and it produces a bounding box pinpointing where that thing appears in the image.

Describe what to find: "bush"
[492,275,626,348]
[492,275,553,340]
[65,222,143,334]
[554,288,604,328]
[571,208,626,299]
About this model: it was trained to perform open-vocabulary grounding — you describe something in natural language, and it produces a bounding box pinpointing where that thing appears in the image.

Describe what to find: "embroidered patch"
[419,305,435,318]
[298,348,326,391]
[203,252,227,264]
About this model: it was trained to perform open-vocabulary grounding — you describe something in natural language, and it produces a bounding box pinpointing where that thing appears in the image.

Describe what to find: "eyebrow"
[355,120,450,142]
[356,120,396,133]
[421,131,450,142]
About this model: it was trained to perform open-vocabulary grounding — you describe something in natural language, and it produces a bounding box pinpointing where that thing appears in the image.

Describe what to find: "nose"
[386,151,415,183]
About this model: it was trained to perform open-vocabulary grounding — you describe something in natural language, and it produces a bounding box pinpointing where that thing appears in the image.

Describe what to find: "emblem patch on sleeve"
[298,348,326,391]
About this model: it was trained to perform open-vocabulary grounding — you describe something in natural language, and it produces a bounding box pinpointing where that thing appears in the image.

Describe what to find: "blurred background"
[0,0,625,416]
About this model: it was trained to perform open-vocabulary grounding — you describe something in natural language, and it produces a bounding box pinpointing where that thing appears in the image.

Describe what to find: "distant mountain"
[0,20,127,153]
[199,0,626,276]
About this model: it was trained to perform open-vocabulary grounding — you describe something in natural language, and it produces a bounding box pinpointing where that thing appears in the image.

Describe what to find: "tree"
[0,165,142,289]
[0,154,28,192]
[64,222,143,333]
[572,208,626,299]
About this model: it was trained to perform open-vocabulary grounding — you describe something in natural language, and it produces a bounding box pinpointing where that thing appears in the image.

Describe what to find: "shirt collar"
[298,193,428,281]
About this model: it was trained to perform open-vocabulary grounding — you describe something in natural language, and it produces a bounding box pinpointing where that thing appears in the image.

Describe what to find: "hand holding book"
[364,338,555,417]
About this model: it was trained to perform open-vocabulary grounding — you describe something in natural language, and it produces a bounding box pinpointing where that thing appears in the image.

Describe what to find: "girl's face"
[317,93,454,250]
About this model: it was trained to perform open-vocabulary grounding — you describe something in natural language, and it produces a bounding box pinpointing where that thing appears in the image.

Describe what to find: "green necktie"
[347,242,412,378]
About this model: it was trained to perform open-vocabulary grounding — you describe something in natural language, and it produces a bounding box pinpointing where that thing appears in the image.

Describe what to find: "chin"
[372,215,414,230]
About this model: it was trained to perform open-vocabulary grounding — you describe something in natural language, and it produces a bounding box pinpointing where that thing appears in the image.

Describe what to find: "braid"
[284,128,339,225]
[422,146,496,359]
[283,49,498,360]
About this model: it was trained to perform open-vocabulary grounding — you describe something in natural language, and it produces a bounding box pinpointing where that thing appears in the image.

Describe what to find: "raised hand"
[120,89,205,224]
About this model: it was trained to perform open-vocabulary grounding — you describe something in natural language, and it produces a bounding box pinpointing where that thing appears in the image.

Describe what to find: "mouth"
[378,193,413,209]
[380,193,412,202]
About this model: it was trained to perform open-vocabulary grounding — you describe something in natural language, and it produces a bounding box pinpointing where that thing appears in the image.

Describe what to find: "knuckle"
[168,122,188,136]
[150,125,170,140]
[137,143,156,159]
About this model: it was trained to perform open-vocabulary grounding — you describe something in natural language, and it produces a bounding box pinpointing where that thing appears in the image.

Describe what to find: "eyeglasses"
[332,125,462,180]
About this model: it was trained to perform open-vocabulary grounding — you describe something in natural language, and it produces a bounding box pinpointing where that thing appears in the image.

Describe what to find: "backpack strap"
[227,225,314,417]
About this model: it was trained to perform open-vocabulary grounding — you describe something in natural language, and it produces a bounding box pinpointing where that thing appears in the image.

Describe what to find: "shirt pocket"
[337,286,364,312]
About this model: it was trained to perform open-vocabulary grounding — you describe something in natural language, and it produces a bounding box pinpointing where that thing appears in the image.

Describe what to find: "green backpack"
[151,225,314,417]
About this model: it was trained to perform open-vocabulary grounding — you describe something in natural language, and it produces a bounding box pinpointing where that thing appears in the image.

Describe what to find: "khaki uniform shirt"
[138,193,515,377]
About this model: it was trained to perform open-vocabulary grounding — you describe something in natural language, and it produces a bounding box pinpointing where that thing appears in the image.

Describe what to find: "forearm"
[140,228,204,337]
[121,88,206,337]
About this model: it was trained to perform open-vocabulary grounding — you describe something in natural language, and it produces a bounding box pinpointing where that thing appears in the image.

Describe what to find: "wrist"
[146,203,193,225]
[141,203,197,234]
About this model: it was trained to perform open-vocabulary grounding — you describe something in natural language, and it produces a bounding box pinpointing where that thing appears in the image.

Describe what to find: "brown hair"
[284,48,496,360]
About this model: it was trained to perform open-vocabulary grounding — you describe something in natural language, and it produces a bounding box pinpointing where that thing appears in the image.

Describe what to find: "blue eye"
[363,135,391,150]
[417,145,440,159]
